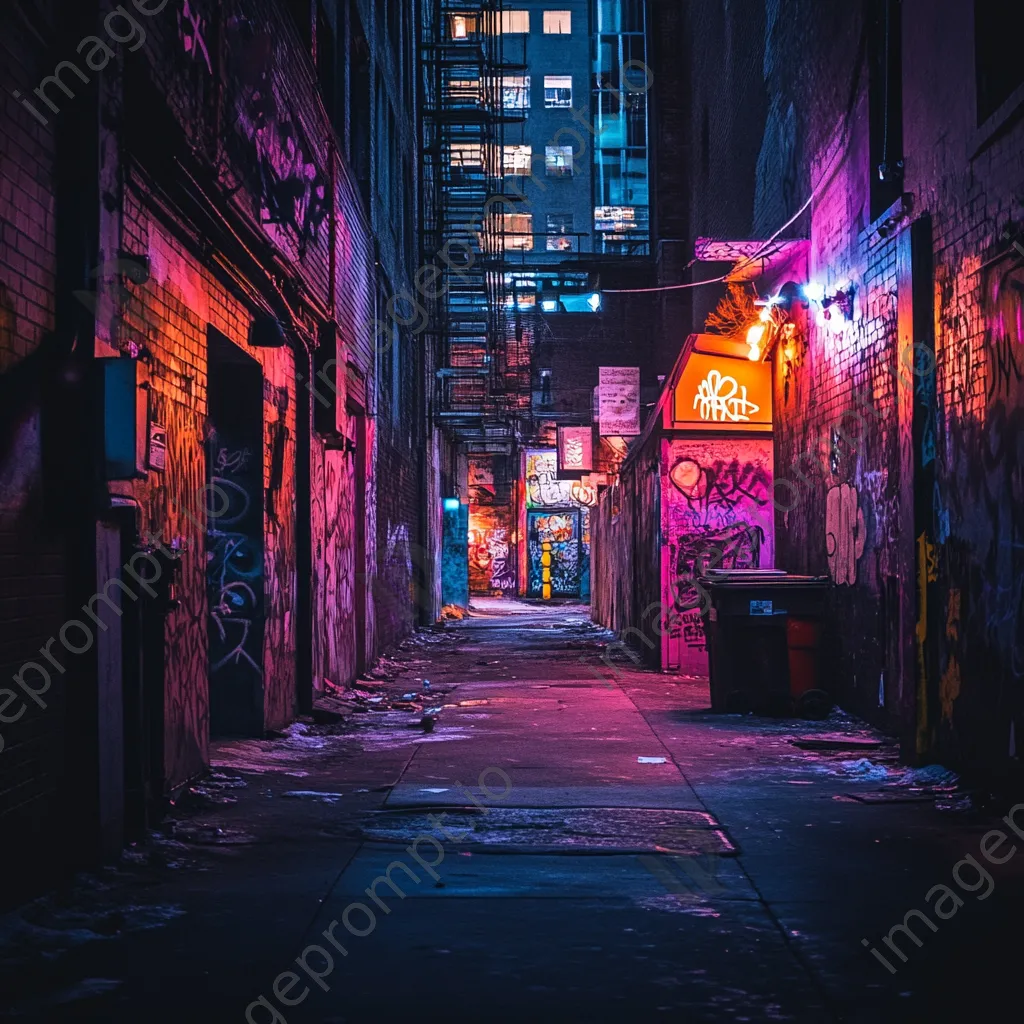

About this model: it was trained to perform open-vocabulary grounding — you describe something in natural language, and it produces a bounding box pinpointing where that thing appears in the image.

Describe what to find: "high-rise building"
[423,1,666,604]
[498,1,651,294]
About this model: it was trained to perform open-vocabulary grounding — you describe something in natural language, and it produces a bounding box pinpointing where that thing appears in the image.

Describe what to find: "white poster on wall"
[598,366,640,435]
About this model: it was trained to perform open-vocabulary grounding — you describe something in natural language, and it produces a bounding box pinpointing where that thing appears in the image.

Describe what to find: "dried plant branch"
[704,283,760,336]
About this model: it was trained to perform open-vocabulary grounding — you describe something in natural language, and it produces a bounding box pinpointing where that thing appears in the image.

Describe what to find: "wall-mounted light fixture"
[802,283,855,334]
[819,286,855,333]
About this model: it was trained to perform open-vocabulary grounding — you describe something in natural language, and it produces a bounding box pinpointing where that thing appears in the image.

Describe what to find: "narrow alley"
[3,0,1024,1020]
[3,603,1023,1021]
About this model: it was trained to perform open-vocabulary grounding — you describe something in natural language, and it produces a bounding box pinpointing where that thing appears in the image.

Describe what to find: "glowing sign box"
[672,353,772,431]
[557,426,593,474]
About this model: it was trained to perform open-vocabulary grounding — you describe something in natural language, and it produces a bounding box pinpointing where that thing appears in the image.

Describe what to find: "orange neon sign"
[673,353,772,431]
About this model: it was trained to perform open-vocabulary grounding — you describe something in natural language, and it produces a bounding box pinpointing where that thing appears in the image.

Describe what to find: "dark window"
[387,0,400,56]
[286,0,312,49]
[975,0,1024,123]
[540,369,552,405]
[316,4,337,124]
[348,0,371,202]
[868,0,904,222]
[700,106,710,182]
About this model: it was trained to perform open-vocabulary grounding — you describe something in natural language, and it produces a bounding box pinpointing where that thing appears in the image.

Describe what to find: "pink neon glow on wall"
[660,437,775,675]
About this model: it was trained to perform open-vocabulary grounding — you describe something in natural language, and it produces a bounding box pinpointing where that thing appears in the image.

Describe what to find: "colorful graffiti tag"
[825,483,866,585]
[662,439,774,670]
[468,506,516,593]
[525,449,596,508]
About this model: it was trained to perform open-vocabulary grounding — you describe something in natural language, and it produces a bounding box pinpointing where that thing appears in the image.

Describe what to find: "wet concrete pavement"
[3,601,1023,1022]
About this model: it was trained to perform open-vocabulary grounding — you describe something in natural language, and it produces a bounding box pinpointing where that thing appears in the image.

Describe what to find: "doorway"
[206,327,265,737]
[348,399,368,677]
[527,509,583,598]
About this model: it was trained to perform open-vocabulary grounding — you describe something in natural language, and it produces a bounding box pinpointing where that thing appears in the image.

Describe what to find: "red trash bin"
[786,618,820,697]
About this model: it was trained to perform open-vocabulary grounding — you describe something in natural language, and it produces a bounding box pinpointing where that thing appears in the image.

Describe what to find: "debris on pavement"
[360,807,735,854]
[0,895,185,971]
[789,735,884,751]
[170,824,258,846]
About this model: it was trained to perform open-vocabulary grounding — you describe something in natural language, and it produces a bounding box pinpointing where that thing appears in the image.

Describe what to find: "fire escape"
[421,1,530,456]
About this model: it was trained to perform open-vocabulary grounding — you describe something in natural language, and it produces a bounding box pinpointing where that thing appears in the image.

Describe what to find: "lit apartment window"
[450,143,483,168]
[546,213,576,251]
[503,145,533,174]
[501,75,530,110]
[448,79,480,105]
[502,213,534,250]
[594,205,636,232]
[543,11,571,34]
[545,145,574,176]
[501,10,530,33]
[505,292,537,310]
[544,75,572,108]
[450,14,476,38]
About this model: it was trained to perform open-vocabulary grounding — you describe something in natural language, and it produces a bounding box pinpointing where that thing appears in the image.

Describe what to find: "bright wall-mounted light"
[746,322,766,361]
[444,497,461,511]
[819,286,855,333]
[803,282,855,333]
[541,298,558,313]
[587,292,602,312]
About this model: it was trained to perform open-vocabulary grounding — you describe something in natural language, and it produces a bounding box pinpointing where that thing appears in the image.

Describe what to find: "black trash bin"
[699,570,831,716]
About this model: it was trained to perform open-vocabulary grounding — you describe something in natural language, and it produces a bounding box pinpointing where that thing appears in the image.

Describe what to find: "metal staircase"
[421,0,531,454]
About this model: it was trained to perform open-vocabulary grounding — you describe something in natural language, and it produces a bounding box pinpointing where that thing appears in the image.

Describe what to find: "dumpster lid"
[700,570,830,587]
[703,569,787,580]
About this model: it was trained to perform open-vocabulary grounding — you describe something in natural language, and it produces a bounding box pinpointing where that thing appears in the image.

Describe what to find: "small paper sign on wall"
[147,421,167,472]
[557,426,593,474]
[598,366,640,435]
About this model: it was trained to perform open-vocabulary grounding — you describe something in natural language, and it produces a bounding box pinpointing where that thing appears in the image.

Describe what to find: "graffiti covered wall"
[468,455,517,596]
[935,259,1024,774]
[521,449,595,599]
[469,505,516,594]
[661,438,775,673]
[591,434,661,665]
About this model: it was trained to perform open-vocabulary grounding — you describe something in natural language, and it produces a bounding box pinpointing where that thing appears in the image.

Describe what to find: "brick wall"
[902,0,1024,778]
[675,0,1024,780]
[113,185,299,787]
[365,0,428,649]
[0,0,72,885]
